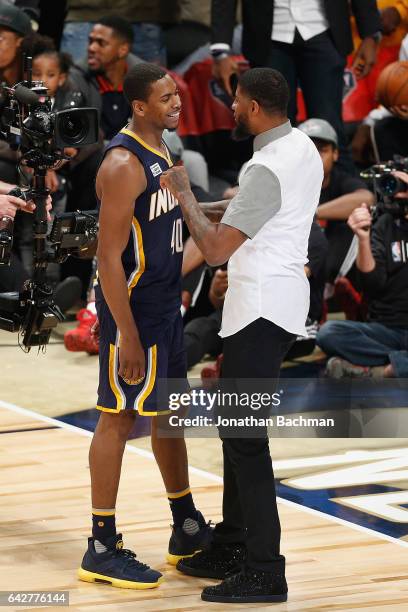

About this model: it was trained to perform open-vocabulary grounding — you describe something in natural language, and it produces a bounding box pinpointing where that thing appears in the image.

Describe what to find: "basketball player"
[78,63,211,590]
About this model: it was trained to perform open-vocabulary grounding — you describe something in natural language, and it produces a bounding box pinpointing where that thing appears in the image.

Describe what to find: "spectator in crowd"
[210,0,382,167]
[18,41,83,279]
[298,119,374,307]
[0,4,33,183]
[316,171,408,378]
[70,15,142,141]
[352,33,408,166]
[380,1,408,37]
[61,0,179,65]
[164,0,211,70]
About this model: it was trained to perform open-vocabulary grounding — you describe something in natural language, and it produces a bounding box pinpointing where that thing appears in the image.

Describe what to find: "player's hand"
[393,170,408,198]
[118,336,146,384]
[347,202,372,239]
[212,56,238,97]
[90,317,100,342]
[160,165,192,199]
[352,37,378,80]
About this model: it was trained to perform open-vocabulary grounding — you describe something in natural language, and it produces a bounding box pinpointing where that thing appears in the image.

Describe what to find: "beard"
[232,115,251,141]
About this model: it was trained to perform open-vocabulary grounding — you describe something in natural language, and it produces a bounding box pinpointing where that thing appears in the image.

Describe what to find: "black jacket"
[211,0,381,66]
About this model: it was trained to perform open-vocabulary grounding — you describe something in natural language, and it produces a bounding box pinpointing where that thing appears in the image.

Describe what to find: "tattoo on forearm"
[180,192,218,254]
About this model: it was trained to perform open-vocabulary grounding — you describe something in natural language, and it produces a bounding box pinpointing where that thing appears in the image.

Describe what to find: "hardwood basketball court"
[2,326,408,610]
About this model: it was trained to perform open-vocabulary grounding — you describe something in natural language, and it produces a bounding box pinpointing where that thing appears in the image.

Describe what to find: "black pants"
[266,30,351,171]
[213,318,295,572]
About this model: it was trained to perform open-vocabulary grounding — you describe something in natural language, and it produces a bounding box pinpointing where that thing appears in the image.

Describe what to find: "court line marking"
[1,398,408,550]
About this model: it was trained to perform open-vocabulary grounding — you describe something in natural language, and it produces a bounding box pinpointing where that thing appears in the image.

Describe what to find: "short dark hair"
[238,67,289,115]
[124,63,168,104]
[97,15,134,45]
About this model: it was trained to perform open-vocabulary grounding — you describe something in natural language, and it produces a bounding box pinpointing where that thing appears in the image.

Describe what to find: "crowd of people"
[0,0,407,382]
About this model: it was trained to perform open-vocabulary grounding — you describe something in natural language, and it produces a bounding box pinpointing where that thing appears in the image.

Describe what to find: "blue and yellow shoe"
[166,511,213,565]
[78,534,163,589]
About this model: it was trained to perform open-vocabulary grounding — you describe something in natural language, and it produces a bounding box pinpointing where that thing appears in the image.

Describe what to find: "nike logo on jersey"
[149,188,179,221]
[150,162,162,177]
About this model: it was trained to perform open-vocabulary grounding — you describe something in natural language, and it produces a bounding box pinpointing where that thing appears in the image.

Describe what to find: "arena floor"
[1,323,408,611]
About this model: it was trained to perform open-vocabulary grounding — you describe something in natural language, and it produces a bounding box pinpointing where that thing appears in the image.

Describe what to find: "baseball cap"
[298,118,338,147]
[0,4,32,36]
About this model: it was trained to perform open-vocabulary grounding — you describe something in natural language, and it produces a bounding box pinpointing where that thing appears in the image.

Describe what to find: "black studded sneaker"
[78,534,163,589]
[201,566,288,603]
[176,542,246,579]
[167,511,213,565]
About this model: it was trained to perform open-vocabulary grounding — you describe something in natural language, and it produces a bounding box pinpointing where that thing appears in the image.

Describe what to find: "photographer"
[316,171,408,378]
[0,187,48,292]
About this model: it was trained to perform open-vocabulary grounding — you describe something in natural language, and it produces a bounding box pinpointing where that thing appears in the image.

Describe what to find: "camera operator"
[316,171,408,378]
[0,185,48,292]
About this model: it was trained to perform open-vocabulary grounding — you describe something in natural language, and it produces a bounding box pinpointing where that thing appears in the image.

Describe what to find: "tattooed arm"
[160,166,246,266]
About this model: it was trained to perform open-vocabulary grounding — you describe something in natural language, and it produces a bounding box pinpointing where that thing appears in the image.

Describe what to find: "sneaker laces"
[116,547,149,572]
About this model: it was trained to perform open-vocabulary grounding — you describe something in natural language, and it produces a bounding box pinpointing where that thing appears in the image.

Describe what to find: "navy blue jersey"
[95,127,184,345]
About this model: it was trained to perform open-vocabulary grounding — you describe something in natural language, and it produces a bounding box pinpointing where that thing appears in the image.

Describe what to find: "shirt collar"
[253,120,292,152]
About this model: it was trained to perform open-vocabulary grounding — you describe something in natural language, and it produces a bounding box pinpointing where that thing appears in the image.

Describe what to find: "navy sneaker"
[166,511,213,565]
[78,534,163,589]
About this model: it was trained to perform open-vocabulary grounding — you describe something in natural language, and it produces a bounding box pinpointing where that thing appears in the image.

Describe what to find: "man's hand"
[393,170,408,198]
[209,268,228,308]
[160,165,192,200]
[211,269,228,298]
[45,169,59,193]
[381,6,401,35]
[212,56,238,97]
[352,37,378,80]
[347,203,372,240]
[0,193,35,218]
[118,336,146,384]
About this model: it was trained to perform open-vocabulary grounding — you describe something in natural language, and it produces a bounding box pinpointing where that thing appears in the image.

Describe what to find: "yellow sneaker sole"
[78,566,164,589]
[166,550,201,566]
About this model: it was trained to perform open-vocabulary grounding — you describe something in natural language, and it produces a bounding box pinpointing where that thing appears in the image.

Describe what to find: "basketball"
[375,60,408,108]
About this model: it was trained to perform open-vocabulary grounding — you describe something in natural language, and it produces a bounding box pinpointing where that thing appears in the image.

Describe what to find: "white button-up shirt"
[271,0,329,44]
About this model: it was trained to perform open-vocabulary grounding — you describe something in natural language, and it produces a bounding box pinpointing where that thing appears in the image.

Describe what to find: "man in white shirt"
[160,67,323,604]
[210,0,382,168]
